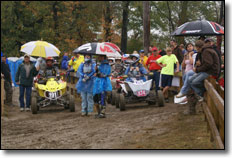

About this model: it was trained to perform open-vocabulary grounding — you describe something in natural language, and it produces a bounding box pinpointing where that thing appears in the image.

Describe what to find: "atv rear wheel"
[119,94,126,111]
[157,90,164,107]
[64,94,69,109]
[69,93,75,112]
[107,91,112,104]
[31,92,38,114]
[115,92,120,108]
[111,90,116,105]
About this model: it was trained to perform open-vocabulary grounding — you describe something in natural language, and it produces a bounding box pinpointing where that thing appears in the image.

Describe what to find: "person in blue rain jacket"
[125,54,147,82]
[93,55,112,118]
[61,53,69,70]
[76,54,95,116]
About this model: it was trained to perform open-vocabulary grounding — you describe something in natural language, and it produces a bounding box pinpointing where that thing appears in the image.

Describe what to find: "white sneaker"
[176,92,185,98]
[20,108,24,112]
[25,107,31,111]
[196,95,204,102]
[81,112,86,116]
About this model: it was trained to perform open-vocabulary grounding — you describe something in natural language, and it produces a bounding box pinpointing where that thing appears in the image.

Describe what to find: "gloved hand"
[82,78,87,82]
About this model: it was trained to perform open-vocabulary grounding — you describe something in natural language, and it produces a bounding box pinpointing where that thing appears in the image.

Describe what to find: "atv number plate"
[48,92,57,99]
[137,90,146,97]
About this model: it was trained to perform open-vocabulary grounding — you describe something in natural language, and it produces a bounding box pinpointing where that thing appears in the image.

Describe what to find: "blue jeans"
[19,85,32,108]
[81,92,94,113]
[188,72,209,97]
[149,70,160,92]
[180,70,195,95]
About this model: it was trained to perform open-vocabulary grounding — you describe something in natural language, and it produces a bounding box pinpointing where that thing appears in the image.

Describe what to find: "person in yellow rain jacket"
[139,50,148,69]
[68,53,84,72]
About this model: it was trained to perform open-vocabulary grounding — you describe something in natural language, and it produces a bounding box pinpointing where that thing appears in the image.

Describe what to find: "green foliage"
[1,1,223,58]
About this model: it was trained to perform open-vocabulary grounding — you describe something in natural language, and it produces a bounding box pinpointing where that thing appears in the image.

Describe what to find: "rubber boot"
[98,105,106,118]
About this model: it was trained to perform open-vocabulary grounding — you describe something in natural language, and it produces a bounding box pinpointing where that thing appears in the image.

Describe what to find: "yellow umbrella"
[20,41,60,58]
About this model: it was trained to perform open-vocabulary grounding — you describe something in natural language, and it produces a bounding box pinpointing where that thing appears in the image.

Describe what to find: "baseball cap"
[151,47,158,51]
[24,54,30,58]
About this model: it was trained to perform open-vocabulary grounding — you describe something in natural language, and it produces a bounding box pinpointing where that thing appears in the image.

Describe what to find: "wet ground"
[1,87,216,149]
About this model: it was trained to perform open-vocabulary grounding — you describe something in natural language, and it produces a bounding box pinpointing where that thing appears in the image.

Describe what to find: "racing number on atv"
[137,90,146,97]
[49,92,57,99]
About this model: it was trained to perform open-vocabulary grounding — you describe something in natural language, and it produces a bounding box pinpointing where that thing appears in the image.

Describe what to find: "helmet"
[46,57,54,67]
[139,49,144,53]
[130,54,140,64]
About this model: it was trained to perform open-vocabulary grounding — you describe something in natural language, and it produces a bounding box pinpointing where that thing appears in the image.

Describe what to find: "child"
[93,55,112,118]
[156,47,179,103]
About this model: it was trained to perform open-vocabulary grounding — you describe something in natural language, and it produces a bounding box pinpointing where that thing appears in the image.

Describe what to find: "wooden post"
[1,77,5,115]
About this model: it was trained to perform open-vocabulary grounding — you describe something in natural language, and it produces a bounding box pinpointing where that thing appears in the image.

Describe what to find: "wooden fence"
[203,77,224,149]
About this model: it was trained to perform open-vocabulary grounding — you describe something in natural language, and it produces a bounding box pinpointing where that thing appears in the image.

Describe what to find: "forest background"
[1,1,224,58]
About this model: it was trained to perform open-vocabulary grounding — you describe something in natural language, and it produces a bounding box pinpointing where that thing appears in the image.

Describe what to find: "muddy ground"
[1,87,216,149]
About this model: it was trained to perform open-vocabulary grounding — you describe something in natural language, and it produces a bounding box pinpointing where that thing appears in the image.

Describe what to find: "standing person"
[139,50,148,69]
[156,47,179,103]
[179,44,187,55]
[35,57,47,74]
[176,43,197,98]
[76,55,96,116]
[93,55,112,118]
[15,54,38,111]
[1,55,13,106]
[188,40,220,102]
[61,52,69,70]
[170,40,183,69]
[146,47,162,95]
[68,53,84,76]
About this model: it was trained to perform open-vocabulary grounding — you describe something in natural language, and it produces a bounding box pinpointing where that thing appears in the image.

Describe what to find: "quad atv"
[116,77,164,111]
[31,76,75,114]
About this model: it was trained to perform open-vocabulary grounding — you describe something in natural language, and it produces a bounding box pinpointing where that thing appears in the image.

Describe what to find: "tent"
[7,56,37,87]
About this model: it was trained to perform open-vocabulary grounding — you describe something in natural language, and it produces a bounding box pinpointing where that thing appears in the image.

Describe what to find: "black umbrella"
[73,42,122,58]
[171,20,224,36]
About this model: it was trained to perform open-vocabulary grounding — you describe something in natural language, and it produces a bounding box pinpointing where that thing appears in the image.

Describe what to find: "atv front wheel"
[115,92,120,108]
[111,90,116,105]
[69,94,75,112]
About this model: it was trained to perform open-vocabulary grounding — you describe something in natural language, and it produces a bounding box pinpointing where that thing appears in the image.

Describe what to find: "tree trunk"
[217,1,224,53]
[121,1,130,54]
[177,1,188,45]
[103,1,113,42]
[143,1,150,55]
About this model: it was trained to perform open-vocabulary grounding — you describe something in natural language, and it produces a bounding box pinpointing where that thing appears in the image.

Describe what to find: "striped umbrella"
[20,41,61,58]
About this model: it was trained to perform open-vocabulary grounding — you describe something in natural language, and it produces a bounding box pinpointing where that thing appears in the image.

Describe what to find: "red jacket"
[146,55,162,70]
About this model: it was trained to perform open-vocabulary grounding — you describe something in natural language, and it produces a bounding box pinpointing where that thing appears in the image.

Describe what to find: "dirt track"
[1,87,216,149]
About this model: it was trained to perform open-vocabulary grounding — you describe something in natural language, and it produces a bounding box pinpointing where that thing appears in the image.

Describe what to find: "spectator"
[159,49,166,56]
[1,54,13,106]
[156,47,179,103]
[139,50,148,69]
[198,36,206,41]
[35,57,46,75]
[188,40,220,102]
[176,43,197,98]
[112,57,124,77]
[76,55,96,116]
[170,40,184,66]
[204,38,221,79]
[133,50,138,54]
[61,52,69,70]
[179,44,187,55]
[68,53,84,73]
[146,47,162,95]
[15,54,38,111]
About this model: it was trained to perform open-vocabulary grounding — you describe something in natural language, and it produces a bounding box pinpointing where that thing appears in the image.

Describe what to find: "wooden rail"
[203,78,224,149]
[1,77,5,115]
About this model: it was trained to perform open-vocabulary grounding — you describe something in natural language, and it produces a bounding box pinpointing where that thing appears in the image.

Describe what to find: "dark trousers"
[149,70,160,93]
[4,80,13,104]
[19,85,32,108]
